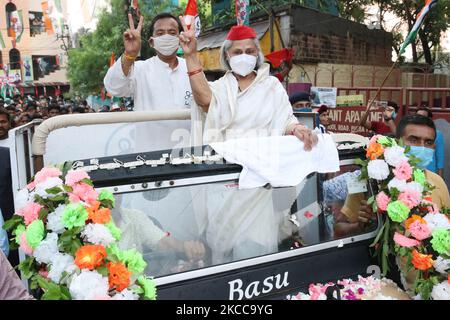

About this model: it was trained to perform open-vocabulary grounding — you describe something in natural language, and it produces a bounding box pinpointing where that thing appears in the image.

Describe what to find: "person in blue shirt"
[0,209,9,257]
[416,107,444,177]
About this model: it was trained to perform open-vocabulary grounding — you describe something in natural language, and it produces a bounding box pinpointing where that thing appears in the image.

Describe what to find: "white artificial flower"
[48,253,74,284]
[405,181,424,194]
[15,187,31,211]
[69,270,109,300]
[367,160,390,180]
[384,146,408,167]
[46,204,67,234]
[423,213,450,232]
[33,233,59,265]
[81,223,115,246]
[434,256,450,275]
[431,281,450,300]
[34,177,64,199]
[112,289,139,300]
[387,178,407,192]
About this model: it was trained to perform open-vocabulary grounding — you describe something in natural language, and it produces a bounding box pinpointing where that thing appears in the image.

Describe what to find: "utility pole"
[56,24,71,54]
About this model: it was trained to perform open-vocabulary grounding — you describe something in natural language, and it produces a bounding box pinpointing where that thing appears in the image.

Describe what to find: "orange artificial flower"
[405,214,427,230]
[86,201,111,224]
[75,245,107,270]
[366,142,384,160]
[107,262,131,292]
[411,249,434,271]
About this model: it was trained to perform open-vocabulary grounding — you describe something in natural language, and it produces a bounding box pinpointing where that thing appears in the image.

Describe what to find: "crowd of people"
[0,11,448,299]
[0,95,131,132]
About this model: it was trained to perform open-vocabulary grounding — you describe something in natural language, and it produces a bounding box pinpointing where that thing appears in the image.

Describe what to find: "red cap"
[317,105,328,114]
[226,25,257,41]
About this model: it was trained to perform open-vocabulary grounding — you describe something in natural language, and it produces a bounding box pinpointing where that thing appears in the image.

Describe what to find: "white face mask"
[229,54,257,76]
[151,34,180,56]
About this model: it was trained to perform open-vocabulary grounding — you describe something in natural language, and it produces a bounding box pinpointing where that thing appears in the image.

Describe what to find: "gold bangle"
[123,53,137,61]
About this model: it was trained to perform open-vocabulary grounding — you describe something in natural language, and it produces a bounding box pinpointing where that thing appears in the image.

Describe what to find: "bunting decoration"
[41,1,55,35]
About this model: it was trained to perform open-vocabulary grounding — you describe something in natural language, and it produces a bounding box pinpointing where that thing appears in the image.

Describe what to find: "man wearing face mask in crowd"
[359,100,399,136]
[104,13,192,152]
[335,115,450,238]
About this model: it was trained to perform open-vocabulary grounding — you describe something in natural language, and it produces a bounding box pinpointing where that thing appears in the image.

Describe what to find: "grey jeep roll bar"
[31,110,191,171]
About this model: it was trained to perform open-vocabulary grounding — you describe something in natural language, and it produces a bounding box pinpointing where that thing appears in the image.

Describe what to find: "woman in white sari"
[179,21,318,264]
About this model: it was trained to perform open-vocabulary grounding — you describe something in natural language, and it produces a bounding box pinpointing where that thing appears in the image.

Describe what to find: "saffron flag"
[130,0,139,10]
[110,51,115,68]
[399,0,438,55]
[106,51,115,99]
[236,0,250,26]
[184,0,201,37]
[42,1,55,35]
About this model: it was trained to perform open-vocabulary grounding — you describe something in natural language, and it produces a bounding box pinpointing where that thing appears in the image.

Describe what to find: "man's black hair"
[148,13,183,36]
[416,106,433,119]
[26,101,37,109]
[73,106,85,113]
[48,103,60,112]
[0,108,11,124]
[396,115,436,139]
[387,100,399,112]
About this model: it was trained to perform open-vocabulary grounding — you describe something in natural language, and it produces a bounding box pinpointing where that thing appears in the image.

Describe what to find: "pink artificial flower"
[27,181,36,190]
[376,191,391,211]
[398,189,422,209]
[33,167,62,186]
[19,233,34,255]
[65,170,90,187]
[17,202,43,225]
[69,183,98,205]
[393,160,412,181]
[427,203,440,214]
[38,270,49,279]
[393,232,420,247]
[408,220,431,241]
[369,135,381,145]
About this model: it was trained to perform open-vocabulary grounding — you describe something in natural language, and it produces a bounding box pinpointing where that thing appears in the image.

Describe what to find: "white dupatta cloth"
[190,64,300,264]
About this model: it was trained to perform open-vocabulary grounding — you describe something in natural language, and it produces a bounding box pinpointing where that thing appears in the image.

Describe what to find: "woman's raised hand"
[178,15,197,56]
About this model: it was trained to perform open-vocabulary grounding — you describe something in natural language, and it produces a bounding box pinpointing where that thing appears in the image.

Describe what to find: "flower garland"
[286,276,406,300]
[357,135,450,300]
[3,166,157,300]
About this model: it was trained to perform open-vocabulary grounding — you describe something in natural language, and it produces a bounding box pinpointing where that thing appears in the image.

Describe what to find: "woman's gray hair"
[219,38,265,71]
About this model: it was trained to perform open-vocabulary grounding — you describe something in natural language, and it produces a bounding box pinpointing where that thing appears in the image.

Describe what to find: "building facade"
[0,0,70,97]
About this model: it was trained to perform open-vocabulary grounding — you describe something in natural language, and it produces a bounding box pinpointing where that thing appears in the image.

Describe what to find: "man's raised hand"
[123,13,143,57]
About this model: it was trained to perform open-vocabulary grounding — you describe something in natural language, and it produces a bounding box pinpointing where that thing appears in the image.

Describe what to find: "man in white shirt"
[104,13,192,152]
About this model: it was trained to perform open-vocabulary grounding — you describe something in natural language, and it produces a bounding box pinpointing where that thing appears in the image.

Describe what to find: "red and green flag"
[399,0,438,55]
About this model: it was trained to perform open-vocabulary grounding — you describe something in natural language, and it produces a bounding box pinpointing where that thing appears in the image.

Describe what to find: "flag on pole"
[399,0,438,55]
[110,51,115,67]
[265,48,294,68]
[184,0,201,37]
[236,0,250,26]
[0,31,5,49]
[12,10,24,43]
[106,51,115,99]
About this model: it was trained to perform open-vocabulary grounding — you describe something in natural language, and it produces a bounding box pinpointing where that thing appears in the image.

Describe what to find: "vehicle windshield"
[109,163,376,278]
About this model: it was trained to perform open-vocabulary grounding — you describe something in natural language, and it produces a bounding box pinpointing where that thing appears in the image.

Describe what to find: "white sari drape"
[190,64,299,264]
